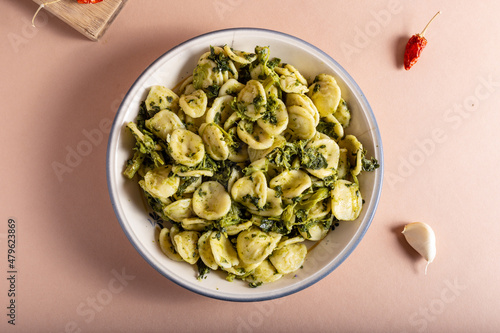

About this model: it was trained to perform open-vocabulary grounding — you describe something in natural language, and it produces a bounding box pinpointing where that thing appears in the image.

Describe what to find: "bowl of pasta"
[107,28,383,301]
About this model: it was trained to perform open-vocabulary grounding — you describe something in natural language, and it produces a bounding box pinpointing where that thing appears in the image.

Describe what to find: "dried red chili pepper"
[404,11,441,70]
[32,0,104,27]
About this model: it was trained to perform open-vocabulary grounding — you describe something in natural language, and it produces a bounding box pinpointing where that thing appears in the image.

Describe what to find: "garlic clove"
[402,222,436,274]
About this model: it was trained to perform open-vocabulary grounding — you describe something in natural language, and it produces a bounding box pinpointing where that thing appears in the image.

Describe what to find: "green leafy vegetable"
[361,154,380,172]
[177,176,199,196]
[197,260,210,280]
[126,122,164,168]
[208,46,235,75]
[316,119,339,141]
[300,147,328,170]
[266,140,327,170]
[123,150,145,179]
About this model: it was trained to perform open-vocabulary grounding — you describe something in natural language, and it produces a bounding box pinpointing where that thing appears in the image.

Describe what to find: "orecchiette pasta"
[172,231,200,265]
[209,232,239,269]
[145,109,185,141]
[124,45,379,287]
[198,231,219,270]
[269,170,312,198]
[286,105,317,140]
[139,165,179,202]
[168,128,205,167]
[236,80,267,120]
[145,85,179,113]
[198,123,230,161]
[269,243,307,274]
[163,198,193,223]
[331,180,363,221]
[230,171,268,210]
[236,120,274,150]
[192,181,231,220]
[308,74,342,117]
[305,132,340,179]
[158,228,183,262]
[179,89,208,118]
[237,227,282,265]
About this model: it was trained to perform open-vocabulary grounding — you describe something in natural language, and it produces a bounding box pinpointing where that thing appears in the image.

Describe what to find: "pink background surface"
[2,0,500,332]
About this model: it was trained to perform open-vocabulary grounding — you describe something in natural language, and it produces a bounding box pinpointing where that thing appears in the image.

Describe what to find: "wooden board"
[32,0,127,41]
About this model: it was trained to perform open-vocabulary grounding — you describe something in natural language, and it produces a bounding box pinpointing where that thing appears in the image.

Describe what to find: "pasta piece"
[199,123,230,161]
[222,61,239,82]
[145,85,179,113]
[205,95,234,125]
[236,227,282,265]
[264,82,279,99]
[223,112,240,131]
[283,64,308,85]
[182,83,196,96]
[231,171,268,210]
[245,260,283,284]
[181,217,212,231]
[178,75,193,95]
[308,74,342,117]
[247,188,284,217]
[337,148,349,179]
[198,231,218,270]
[307,198,331,220]
[256,97,289,136]
[269,170,312,198]
[315,73,338,86]
[169,224,180,246]
[184,111,207,134]
[339,134,363,176]
[285,93,319,127]
[248,135,286,162]
[163,198,193,223]
[209,232,239,269]
[276,236,305,249]
[223,262,260,277]
[218,78,245,97]
[276,64,309,94]
[193,57,224,89]
[333,98,351,128]
[171,165,213,178]
[244,158,269,175]
[173,231,200,265]
[305,132,340,179]
[321,113,344,140]
[286,105,316,140]
[145,109,185,141]
[236,80,267,120]
[237,120,274,150]
[226,220,253,236]
[331,179,362,221]
[269,243,307,275]
[192,181,231,220]
[179,89,208,118]
[223,45,257,64]
[158,228,183,262]
[168,129,205,167]
[299,222,329,241]
[227,167,242,194]
[139,165,180,201]
[227,127,249,163]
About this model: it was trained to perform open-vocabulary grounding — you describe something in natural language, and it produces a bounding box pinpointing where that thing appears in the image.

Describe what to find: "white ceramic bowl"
[107,28,383,302]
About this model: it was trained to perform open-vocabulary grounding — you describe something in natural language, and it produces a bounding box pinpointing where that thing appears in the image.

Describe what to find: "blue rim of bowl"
[106,27,384,302]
